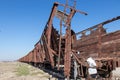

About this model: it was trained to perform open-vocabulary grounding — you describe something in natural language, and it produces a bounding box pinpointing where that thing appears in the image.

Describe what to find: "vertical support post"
[64,25,71,79]
[47,3,58,47]
[46,3,58,67]
[34,48,37,66]
[57,20,62,70]
[64,8,76,79]
[98,24,103,57]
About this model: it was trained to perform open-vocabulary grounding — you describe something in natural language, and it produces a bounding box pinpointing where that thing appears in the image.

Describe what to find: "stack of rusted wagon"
[19,1,120,80]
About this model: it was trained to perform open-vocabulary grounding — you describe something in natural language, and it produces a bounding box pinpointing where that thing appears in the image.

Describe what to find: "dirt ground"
[0,61,120,80]
[0,61,56,80]
[112,67,120,80]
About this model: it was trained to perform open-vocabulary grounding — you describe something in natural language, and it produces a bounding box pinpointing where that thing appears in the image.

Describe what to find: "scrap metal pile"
[19,1,120,80]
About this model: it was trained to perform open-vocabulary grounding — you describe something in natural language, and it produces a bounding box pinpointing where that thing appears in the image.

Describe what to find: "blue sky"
[0,0,120,61]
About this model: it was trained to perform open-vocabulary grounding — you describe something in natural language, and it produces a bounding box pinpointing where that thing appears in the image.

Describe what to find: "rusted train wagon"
[19,1,120,80]
[72,17,120,79]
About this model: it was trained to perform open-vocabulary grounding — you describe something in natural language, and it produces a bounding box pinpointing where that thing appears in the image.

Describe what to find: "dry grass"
[16,64,30,76]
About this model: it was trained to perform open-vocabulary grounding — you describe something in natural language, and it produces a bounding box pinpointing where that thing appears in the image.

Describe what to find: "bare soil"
[112,67,120,80]
[0,61,56,80]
